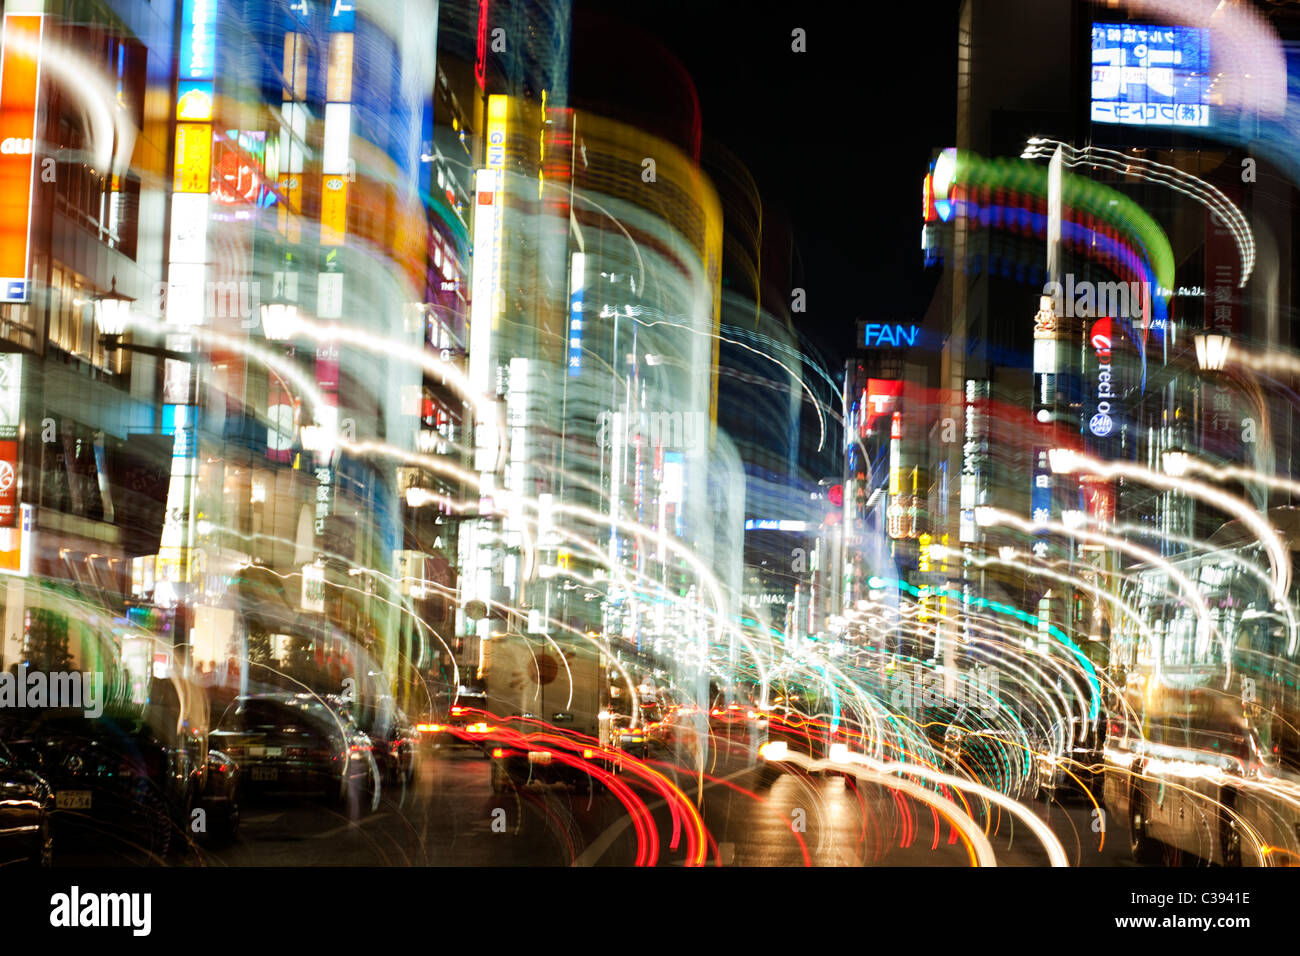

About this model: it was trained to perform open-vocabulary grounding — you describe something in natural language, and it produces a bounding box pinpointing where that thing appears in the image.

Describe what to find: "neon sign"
[863,323,920,348]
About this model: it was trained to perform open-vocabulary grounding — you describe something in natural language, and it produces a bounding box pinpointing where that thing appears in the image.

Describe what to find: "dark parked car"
[211,694,376,812]
[200,747,241,843]
[4,677,209,861]
[0,737,52,866]
[349,701,419,785]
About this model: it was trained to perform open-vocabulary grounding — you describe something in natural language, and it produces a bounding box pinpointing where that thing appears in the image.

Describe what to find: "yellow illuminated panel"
[487,95,507,170]
[320,176,348,245]
[173,123,212,193]
[277,173,302,242]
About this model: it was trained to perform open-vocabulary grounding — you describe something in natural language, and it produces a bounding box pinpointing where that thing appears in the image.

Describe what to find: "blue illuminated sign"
[568,254,584,377]
[179,0,216,80]
[863,323,920,348]
[1091,22,1211,127]
[568,287,582,376]
[329,0,356,32]
[744,520,809,532]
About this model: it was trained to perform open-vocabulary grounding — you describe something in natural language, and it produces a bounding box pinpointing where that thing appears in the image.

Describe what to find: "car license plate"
[251,767,278,781]
[528,751,552,765]
[264,746,283,757]
[248,746,265,757]
[56,791,92,809]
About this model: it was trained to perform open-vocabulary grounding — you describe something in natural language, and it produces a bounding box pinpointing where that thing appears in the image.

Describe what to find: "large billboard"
[0,14,43,303]
[1091,22,1211,127]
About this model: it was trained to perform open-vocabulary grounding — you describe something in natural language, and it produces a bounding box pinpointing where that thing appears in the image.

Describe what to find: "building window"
[46,267,125,374]
[45,27,144,259]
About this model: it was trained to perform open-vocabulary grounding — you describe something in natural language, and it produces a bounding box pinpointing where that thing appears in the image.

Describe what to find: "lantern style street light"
[1194,331,1231,372]
[95,276,197,362]
[260,290,299,342]
[92,276,135,342]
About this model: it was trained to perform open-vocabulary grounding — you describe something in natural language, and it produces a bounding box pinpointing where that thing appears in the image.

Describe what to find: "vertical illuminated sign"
[887,412,903,539]
[568,252,584,376]
[159,0,216,587]
[1204,191,1240,459]
[0,14,43,303]
[0,354,21,528]
[474,0,489,89]
[469,168,499,396]
[960,380,988,544]
[310,3,356,543]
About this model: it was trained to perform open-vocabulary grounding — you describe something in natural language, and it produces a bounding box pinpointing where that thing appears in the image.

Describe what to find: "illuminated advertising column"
[1032,148,1064,560]
[0,13,43,304]
[311,1,356,547]
[1203,189,1240,461]
[960,380,988,545]
[157,0,216,592]
[0,13,35,602]
[463,162,502,641]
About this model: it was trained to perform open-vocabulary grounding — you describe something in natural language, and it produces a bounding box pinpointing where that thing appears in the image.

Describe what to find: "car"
[943,713,1037,801]
[422,689,490,755]
[329,695,420,785]
[200,747,241,844]
[1032,715,1104,803]
[4,683,208,862]
[210,694,377,813]
[610,714,649,759]
[0,737,52,866]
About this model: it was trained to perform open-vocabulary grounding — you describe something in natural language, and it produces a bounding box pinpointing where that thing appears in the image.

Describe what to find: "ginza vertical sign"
[0,15,43,303]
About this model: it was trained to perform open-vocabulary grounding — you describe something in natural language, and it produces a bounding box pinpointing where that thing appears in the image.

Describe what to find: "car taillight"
[491,748,505,758]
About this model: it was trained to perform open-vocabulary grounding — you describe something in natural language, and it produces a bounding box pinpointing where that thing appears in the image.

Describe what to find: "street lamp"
[1161,448,1192,477]
[1194,331,1231,372]
[92,276,135,342]
[94,276,197,362]
[260,290,299,342]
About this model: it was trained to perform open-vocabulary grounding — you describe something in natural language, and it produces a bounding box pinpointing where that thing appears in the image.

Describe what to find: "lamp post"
[260,290,299,344]
[1194,331,1231,372]
[94,276,199,364]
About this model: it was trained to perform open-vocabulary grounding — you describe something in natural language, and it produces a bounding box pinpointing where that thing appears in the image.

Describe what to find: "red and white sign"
[862,379,902,434]
[0,14,43,303]
[0,439,15,527]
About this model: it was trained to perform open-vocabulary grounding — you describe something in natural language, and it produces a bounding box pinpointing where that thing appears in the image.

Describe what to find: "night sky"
[572,0,962,367]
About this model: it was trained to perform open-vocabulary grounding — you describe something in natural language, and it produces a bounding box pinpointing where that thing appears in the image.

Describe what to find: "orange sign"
[320,176,348,245]
[0,14,43,302]
[173,123,212,192]
[277,173,302,242]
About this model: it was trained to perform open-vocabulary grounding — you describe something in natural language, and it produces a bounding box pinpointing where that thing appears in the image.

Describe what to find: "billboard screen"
[1091,22,1211,127]
[0,14,43,303]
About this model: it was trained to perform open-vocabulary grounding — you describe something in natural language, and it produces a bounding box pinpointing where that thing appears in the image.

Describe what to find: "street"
[49,748,1133,868]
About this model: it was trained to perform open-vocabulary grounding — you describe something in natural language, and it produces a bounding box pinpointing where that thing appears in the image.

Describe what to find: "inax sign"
[863,323,921,348]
